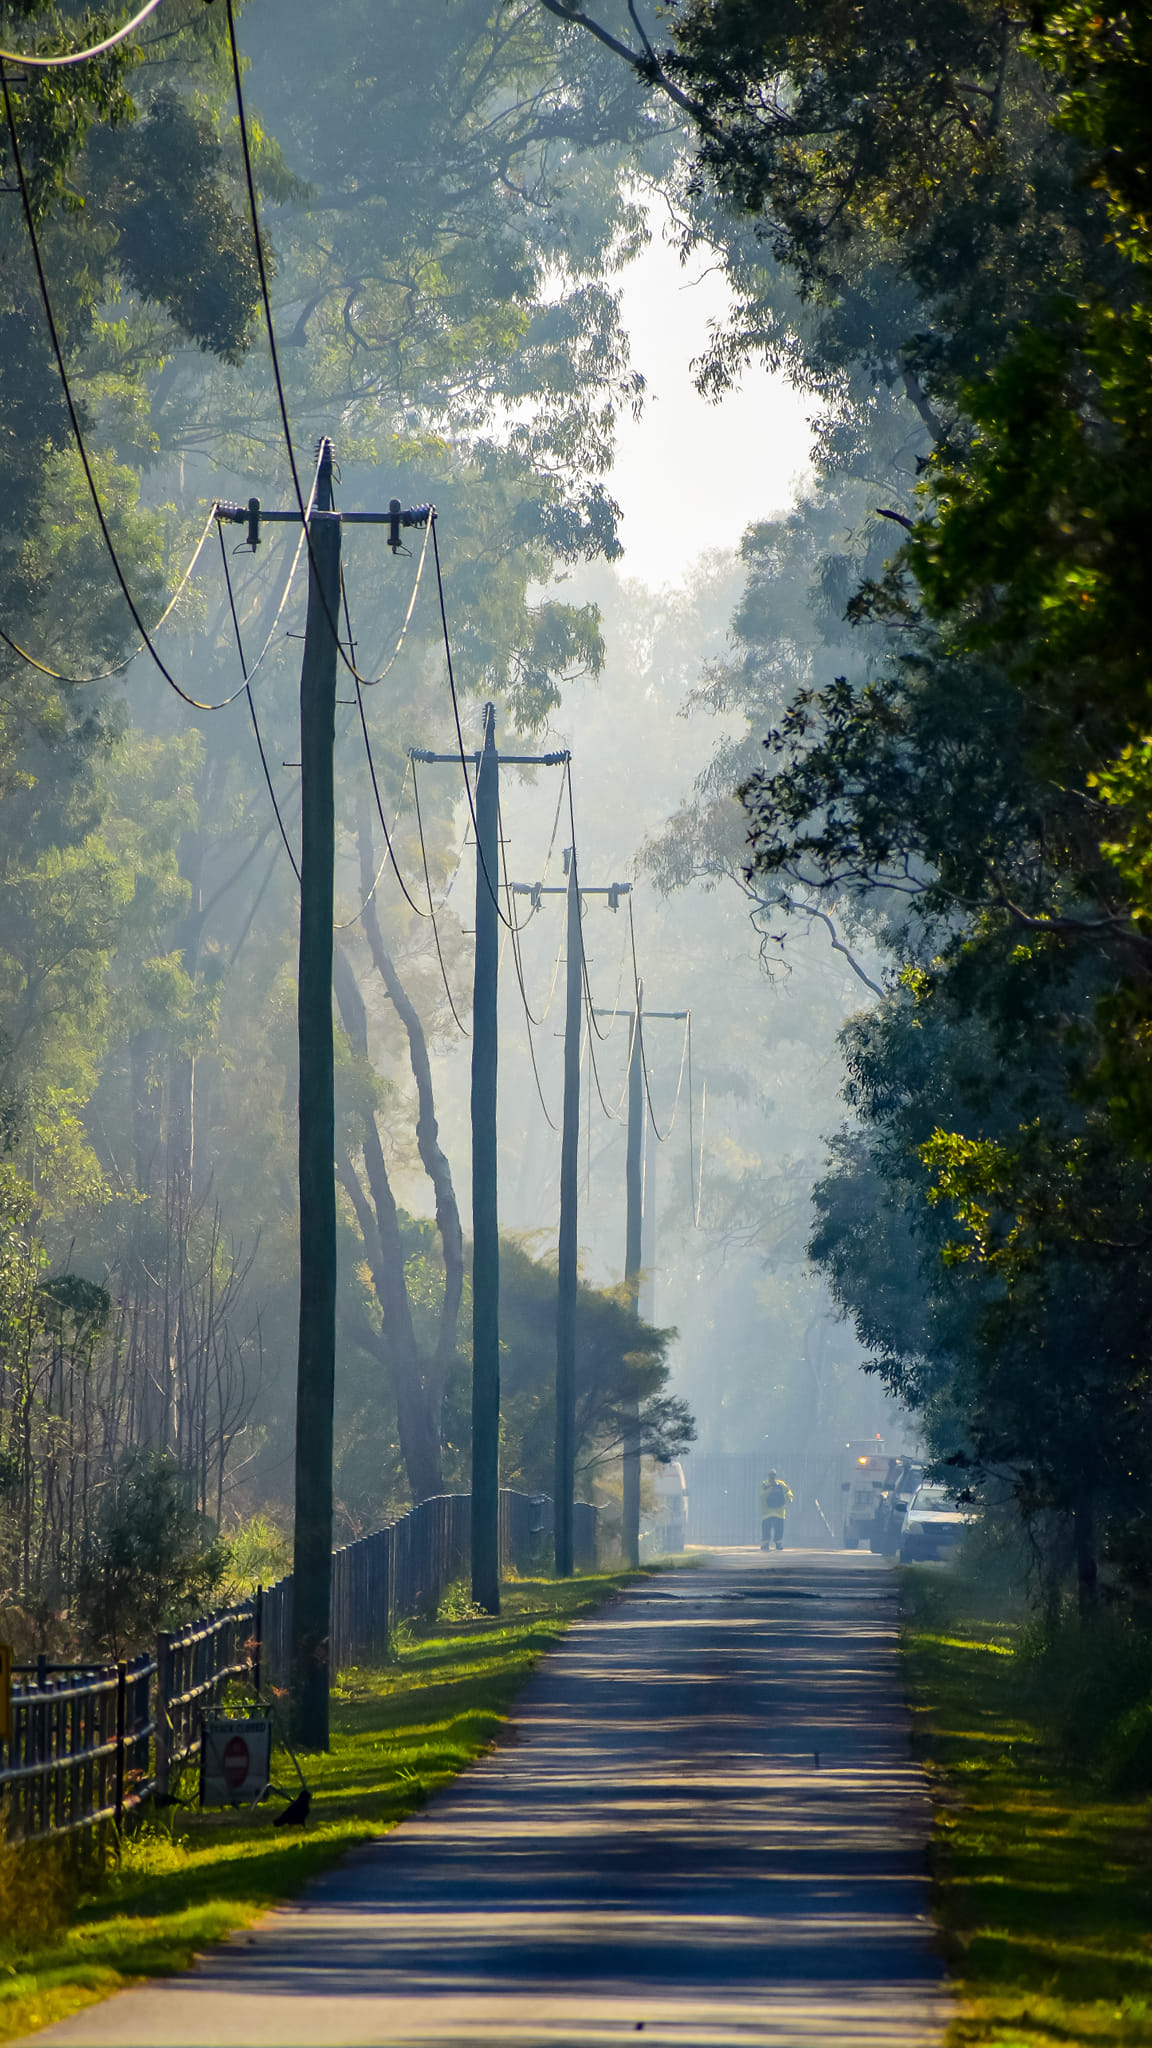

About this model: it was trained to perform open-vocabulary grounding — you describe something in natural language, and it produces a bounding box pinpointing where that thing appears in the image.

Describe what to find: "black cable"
[627,894,687,1143]
[562,764,628,1120]
[225,0,380,698]
[429,514,514,930]
[496,791,559,1129]
[338,569,426,921]
[218,525,301,882]
[411,760,470,1036]
[0,64,251,713]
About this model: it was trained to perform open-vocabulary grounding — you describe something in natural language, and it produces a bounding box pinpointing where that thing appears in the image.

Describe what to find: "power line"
[218,524,301,882]
[429,515,515,930]
[497,793,559,1128]
[0,506,217,684]
[688,1020,705,1229]
[0,0,166,67]
[627,893,686,1143]
[411,759,471,1035]
[353,516,432,685]
[339,568,427,923]
[0,62,275,713]
[334,757,415,932]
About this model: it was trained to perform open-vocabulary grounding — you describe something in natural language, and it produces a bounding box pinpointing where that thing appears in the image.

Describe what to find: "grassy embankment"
[903,1563,1152,2047]
[0,1569,627,2042]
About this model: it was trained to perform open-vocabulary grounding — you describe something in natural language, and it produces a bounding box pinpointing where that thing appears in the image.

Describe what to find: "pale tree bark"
[332,945,444,1502]
[356,810,464,1415]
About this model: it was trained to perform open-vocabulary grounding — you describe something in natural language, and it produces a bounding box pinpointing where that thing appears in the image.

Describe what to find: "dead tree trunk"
[332,945,443,1502]
[356,812,464,1419]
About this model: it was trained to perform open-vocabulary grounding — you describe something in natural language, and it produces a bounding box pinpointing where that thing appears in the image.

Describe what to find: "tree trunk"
[356,811,464,1413]
[332,946,443,1501]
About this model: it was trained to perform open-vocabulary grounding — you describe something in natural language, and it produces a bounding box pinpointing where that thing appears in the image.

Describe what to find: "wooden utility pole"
[592,988,688,1572]
[622,979,644,1569]
[217,456,431,1749]
[511,860,630,1577]
[410,717,569,1612]
[292,439,341,1747]
[470,704,501,1612]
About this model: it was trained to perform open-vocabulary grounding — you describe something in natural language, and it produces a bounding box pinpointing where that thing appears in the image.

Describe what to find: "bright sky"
[609,218,815,588]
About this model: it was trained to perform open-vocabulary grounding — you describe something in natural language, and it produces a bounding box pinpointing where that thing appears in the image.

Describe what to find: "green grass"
[0,1569,626,2042]
[902,1567,1152,2048]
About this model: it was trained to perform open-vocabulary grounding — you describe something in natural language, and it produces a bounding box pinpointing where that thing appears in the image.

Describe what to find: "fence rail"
[1,1487,598,1842]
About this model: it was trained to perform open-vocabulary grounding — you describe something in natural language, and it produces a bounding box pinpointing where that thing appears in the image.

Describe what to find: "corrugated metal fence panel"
[682,1451,844,1548]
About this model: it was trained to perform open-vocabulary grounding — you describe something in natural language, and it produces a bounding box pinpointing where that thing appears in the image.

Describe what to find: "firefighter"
[760,1469,793,1551]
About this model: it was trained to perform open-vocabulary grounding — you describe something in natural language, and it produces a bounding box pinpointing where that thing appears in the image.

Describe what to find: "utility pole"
[594,990,688,1571]
[217,452,430,1749]
[410,715,568,1612]
[511,858,630,1577]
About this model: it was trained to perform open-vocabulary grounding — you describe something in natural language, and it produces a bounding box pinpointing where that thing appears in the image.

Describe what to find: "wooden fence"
[1,1487,598,1841]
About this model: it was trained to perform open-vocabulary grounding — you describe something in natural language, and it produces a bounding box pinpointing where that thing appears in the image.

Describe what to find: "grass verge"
[0,1568,626,2042]
[903,1565,1152,2048]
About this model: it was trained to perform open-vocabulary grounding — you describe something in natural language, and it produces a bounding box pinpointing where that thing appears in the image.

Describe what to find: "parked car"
[899,1484,969,1563]
[872,1457,924,1555]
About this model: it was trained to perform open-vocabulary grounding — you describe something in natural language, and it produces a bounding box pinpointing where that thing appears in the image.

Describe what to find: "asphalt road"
[34,1548,951,2047]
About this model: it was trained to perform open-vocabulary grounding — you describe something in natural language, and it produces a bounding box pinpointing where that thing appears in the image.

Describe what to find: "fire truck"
[840,1438,892,1549]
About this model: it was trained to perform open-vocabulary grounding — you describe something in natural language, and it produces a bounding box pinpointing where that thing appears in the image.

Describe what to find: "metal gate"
[682,1450,845,1548]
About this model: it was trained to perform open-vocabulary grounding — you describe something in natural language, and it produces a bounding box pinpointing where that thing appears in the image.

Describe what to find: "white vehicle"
[899,1484,969,1563]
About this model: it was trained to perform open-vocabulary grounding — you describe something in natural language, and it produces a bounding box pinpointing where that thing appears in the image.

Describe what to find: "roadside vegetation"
[903,1558,1152,2048]
[0,1570,625,2044]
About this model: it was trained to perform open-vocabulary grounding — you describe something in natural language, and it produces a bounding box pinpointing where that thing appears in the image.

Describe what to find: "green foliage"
[904,1566,1152,2046]
[0,1572,624,2044]
[75,1452,227,1656]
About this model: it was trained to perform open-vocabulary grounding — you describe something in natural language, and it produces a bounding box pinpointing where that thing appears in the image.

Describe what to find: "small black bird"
[273,1786,311,1827]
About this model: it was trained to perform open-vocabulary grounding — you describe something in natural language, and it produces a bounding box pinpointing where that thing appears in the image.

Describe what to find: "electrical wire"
[496,793,558,1128]
[411,759,470,1035]
[353,517,432,685]
[429,514,514,929]
[688,1025,706,1229]
[334,758,415,932]
[0,0,166,67]
[218,525,300,882]
[339,570,427,922]
[0,505,218,684]
[627,893,688,1143]
[1,63,281,713]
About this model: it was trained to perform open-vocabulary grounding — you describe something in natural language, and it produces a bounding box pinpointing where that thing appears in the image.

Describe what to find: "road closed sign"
[200,1716,272,1806]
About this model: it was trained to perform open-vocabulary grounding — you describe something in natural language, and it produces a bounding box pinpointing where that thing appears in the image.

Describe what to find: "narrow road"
[39,1550,951,2047]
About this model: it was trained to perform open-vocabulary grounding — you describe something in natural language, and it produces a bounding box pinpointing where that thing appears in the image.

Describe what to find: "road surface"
[34,1548,951,2047]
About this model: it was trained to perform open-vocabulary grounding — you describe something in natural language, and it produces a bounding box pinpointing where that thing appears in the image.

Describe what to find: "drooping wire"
[1,64,276,714]
[0,0,166,67]
[218,525,300,882]
[428,514,515,930]
[688,1022,706,1229]
[411,760,470,1035]
[560,763,630,1120]
[340,570,427,922]
[225,0,393,700]
[627,893,688,1143]
[496,793,558,1128]
[335,758,415,932]
[353,517,432,685]
[0,505,217,685]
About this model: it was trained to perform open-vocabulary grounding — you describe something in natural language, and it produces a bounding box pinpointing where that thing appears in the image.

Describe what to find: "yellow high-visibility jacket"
[760,1478,793,1517]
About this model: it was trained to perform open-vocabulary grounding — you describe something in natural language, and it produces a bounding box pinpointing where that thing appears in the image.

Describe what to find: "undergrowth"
[0,1568,625,2042]
[903,1564,1152,2047]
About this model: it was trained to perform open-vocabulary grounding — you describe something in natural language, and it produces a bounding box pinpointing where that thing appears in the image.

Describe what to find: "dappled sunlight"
[31,1555,949,2046]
